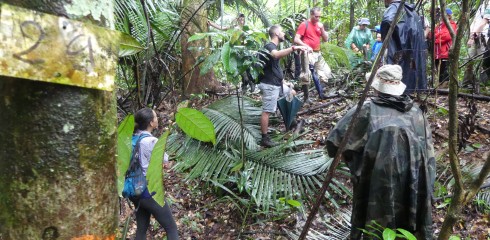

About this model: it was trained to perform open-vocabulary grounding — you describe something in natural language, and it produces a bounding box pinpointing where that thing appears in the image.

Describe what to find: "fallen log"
[298,98,343,115]
[427,88,490,101]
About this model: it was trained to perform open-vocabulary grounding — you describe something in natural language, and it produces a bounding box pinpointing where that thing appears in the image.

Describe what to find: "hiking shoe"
[261,134,278,148]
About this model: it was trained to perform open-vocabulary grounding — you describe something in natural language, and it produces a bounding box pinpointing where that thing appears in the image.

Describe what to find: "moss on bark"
[0,1,117,239]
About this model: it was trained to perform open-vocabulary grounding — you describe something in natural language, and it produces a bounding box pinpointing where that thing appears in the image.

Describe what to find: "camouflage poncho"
[326,96,435,239]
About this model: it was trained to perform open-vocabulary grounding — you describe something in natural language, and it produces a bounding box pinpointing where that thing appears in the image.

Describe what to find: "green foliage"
[147,131,169,207]
[434,180,448,198]
[118,32,145,57]
[203,96,262,150]
[114,0,180,106]
[475,189,490,214]
[321,43,352,70]
[175,108,216,145]
[167,96,351,211]
[437,107,449,116]
[382,228,397,240]
[116,115,134,196]
[188,28,267,84]
[362,221,416,240]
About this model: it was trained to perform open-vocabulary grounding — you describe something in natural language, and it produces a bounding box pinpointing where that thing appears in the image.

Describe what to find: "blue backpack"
[122,134,150,199]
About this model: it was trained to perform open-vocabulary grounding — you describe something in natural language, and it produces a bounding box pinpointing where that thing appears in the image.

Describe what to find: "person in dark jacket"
[381,0,428,94]
[326,65,435,239]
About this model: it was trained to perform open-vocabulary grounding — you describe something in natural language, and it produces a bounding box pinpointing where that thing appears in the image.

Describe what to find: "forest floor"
[118,84,490,239]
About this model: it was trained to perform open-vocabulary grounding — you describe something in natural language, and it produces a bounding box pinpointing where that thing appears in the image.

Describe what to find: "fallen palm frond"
[167,96,352,211]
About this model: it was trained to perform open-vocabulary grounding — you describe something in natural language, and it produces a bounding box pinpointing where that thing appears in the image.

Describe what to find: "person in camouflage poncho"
[326,65,435,239]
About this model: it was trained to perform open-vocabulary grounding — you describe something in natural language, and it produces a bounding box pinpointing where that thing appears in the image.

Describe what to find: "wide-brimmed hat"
[365,64,406,96]
[358,18,370,25]
[484,9,490,19]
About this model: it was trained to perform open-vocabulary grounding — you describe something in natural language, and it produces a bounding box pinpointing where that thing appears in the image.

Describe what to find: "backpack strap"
[129,133,151,165]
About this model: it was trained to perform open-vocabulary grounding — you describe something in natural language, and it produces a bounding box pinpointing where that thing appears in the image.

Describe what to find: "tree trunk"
[181,0,219,96]
[0,1,117,239]
[349,0,355,30]
[437,0,490,238]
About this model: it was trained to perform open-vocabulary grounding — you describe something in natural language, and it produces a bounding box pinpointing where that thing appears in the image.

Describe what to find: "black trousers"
[132,198,179,240]
[436,59,449,83]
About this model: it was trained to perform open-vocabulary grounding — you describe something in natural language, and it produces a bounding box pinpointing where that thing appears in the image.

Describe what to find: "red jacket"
[433,20,457,59]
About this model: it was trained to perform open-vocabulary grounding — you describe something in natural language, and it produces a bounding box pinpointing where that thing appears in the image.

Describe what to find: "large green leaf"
[147,131,169,207]
[175,108,216,145]
[382,229,396,240]
[221,42,231,73]
[116,115,134,196]
[118,33,145,57]
[187,32,208,42]
[200,50,221,76]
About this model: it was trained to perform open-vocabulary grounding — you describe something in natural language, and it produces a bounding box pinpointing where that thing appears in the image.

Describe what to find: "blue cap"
[375,25,381,32]
[446,8,453,15]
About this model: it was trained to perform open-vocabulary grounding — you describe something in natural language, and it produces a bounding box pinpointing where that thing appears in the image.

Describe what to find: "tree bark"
[437,0,490,238]
[181,0,219,96]
[0,1,117,239]
[349,0,355,30]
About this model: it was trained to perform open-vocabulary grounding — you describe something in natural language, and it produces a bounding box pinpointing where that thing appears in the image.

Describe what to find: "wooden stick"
[297,98,343,115]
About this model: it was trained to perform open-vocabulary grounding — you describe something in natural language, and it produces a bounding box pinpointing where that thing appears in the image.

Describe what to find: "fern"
[284,209,351,240]
[167,96,352,211]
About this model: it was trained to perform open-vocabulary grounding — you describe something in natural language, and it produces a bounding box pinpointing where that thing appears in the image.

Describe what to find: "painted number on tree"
[0,4,120,91]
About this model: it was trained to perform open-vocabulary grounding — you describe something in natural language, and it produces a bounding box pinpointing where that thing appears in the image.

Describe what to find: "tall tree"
[0,0,117,239]
[180,0,219,96]
[349,0,355,30]
[438,0,490,238]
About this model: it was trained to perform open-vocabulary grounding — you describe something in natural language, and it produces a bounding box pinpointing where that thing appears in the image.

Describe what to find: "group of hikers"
[253,3,435,238]
[127,1,490,239]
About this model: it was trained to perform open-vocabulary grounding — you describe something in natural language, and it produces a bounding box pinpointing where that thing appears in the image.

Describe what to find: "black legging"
[132,198,179,240]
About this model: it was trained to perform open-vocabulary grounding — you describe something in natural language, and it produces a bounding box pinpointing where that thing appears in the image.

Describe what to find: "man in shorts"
[258,25,307,147]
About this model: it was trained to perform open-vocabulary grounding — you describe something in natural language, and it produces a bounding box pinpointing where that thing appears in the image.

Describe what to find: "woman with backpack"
[131,108,179,240]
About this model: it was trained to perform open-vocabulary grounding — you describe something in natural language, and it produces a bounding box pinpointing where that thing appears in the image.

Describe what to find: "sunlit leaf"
[118,33,145,57]
[396,229,417,240]
[176,108,216,145]
[286,199,301,208]
[471,143,482,149]
[147,131,169,207]
[117,115,134,196]
[231,161,243,172]
[188,32,208,42]
[177,100,189,110]
[382,228,396,240]
[221,42,231,73]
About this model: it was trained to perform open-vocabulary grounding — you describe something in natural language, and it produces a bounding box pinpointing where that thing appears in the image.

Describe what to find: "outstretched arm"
[207,20,231,30]
[294,34,313,52]
[270,46,308,59]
